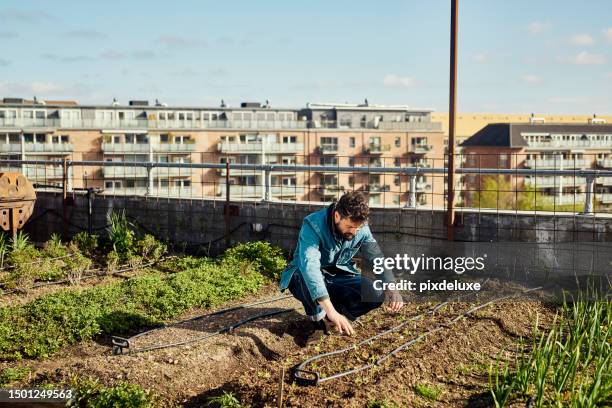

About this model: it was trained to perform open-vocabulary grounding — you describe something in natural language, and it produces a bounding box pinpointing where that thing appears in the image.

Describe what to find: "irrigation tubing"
[111,294,295,355]
[292,284,542,386]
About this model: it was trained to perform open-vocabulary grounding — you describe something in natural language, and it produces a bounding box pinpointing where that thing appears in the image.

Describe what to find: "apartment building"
[0,98,445,207]
[460,122,612,207]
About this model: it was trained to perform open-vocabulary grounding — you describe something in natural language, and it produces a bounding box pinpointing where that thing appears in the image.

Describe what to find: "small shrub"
[222,241,286,279]
[108,211,135,261]
[136,234,166,262]
[71,232,99,254]
[67,378,155,408]
[10,231,30,253]
[0,367,29,386]
[207,391,244,408]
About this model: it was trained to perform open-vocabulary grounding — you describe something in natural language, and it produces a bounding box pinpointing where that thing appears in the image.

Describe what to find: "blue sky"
[0,0,610,114]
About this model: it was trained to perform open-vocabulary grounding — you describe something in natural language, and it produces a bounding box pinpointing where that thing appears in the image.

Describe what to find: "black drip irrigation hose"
[111,294,295,355]
[292,284,543,386]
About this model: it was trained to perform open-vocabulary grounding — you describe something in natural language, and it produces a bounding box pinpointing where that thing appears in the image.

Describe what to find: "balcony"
[103,166,194,178]
[363,184,391,193]
[217,142,304,154]
[541,194,586,205]
[101,142,150,153]
[365,144,391,154]
[411,144,432,154]
[22,165,65,179]
[218,184,306,198]
[415,181,431,192]
[0,143,22,153]
[525,176,587,188]
[597,159,612,168]
[597,177,612,186]
[317,185,345,195]
[523,159,588,169]
[318,144,338,154]
[597,193,612,204]
[24,143,73,154]
[154,142,196,153]
[100,187,192,197]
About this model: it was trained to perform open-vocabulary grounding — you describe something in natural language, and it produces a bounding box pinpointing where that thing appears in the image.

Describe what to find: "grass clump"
[0,366,30,386]
[414,383,443,401]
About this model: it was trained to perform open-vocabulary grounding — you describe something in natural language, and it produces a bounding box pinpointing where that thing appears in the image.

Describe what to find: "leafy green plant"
[0,250,267,360]
[71,232,99,254]
[0,367,30,386]
[10,231,30,253]
[67,378,155,408]
[414,383,443,401]
[222,241,286,279]
[207,391,244,408]
[136,234,166,262]
[108,211,135,261]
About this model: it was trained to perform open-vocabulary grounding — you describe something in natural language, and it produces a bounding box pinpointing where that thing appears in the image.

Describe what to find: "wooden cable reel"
[0,173,36,237]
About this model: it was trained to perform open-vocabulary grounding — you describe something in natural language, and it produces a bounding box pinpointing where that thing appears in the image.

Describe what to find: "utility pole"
[447,0,459,241]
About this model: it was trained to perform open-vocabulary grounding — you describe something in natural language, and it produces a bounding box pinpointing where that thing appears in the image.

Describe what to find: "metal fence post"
[264,166,271,201]
[584,175,595,215]
[146,163,153,196]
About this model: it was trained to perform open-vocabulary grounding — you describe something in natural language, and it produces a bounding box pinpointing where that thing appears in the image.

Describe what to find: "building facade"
[460,122,612,208]
[0,98,446,207]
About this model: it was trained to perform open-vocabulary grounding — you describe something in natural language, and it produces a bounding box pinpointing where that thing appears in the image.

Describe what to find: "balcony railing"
[318,144,339,154]
[100,187,192,197]
[524,159,588,169]
[365,144,391,154]
[155,143,196,152]
[217,142,304,154]
[597,159,612,168]
[103,166,194,178]
[411,144,432,154]
[101,143,150,153]
[22,165,65,179]
[597,193,612,204]
[524,176,587,187]
[363,184,391,193]
[218,184,306,197]
[0,143,73,154]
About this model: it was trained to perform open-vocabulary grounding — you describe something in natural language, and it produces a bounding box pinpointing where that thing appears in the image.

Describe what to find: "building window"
[348,176,354,186]
[394,175,400,186]
[349,137,355,148]
[395,137,401,147]
[348,157,355,167]
[283,136,297,143]
[394,158,401,166]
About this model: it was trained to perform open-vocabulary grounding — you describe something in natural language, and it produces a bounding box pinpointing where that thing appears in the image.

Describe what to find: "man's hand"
[326,310,355,336]
[317,297,354,335]
[384,290,404,312]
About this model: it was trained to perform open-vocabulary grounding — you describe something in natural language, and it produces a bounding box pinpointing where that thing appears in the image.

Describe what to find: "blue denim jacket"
[279,203,391,301]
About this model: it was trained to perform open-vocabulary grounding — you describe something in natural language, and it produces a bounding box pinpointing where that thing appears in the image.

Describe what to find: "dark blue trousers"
[287,269,384,321]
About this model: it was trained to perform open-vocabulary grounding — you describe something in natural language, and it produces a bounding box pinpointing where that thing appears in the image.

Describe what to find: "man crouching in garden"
[280,191,403,341]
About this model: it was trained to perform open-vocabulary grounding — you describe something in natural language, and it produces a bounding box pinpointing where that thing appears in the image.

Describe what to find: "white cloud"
[604,28,612,42]
[571,51,606,65]
[383,74,416,89]
[0,81,62,95]
[528,21,550,35]
[570,34,594,46]
[521,74,542,84]
[471,53,487,63]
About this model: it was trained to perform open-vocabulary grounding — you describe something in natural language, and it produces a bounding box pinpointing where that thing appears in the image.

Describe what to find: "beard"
[334,221,354,240]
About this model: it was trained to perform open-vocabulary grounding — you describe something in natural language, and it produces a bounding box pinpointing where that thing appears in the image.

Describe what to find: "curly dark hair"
[335,191,369,222]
